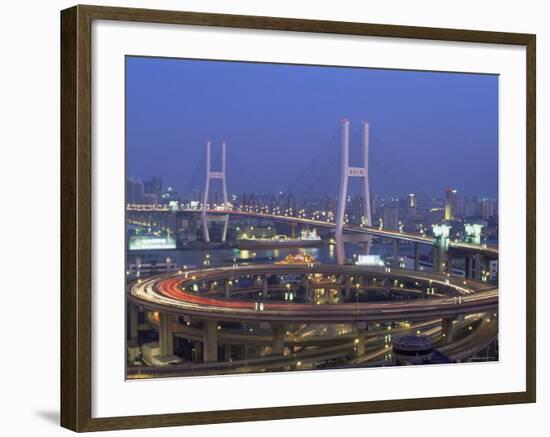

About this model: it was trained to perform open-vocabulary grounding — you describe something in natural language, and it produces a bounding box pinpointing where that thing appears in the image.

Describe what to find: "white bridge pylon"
[202,140,229,242]
[335,119,373,265]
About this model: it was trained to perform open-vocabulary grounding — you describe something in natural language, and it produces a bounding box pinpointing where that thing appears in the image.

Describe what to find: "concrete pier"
[392,239,399,267]
[271,323,286,355]
[414,242,420,271]
[224,279,231,299]
[344,275,352,301]
[159,313,174,356]
[203,320,218,362]
[129,303,138,341]
[355,322,367,357]
[262,275,268,299]
[441,317,455,345]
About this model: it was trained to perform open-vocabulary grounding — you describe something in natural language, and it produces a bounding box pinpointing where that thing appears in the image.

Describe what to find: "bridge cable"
[369,129,431,199]
[182,146,206,200]
[287,126,342,195]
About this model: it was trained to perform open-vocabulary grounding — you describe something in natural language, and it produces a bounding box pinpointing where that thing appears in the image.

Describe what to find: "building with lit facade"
[444,188,458,221]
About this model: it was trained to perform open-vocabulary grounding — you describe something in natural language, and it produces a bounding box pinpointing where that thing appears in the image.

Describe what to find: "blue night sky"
[126,56,498,198]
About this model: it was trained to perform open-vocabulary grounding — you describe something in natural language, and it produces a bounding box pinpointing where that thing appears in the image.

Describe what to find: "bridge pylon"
[335,119,373,265]
[202,140,229,242]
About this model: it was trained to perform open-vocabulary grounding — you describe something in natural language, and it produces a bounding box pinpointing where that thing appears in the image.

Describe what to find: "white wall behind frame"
[92,17,525,418]
[0,1,546,437]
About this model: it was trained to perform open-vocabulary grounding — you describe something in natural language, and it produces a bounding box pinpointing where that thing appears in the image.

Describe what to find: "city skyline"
[127,174,498,200]
[126,56,499,198]
[125,55,499,379]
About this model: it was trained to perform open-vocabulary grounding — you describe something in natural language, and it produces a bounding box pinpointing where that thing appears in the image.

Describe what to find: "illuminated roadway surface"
[208,209,498,257]
[129,264,498,323]
[127,206,498,258]
[128,315,497,377]
[126,208,498,376]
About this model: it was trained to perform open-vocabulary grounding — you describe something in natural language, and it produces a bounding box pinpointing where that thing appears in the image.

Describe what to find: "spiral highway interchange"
[127,262,498,377]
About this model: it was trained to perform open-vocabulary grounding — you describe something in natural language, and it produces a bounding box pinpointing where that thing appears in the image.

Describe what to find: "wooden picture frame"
[61,4,536,432]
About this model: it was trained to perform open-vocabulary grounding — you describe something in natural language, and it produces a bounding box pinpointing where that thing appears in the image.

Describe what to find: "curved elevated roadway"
[129,264,498,323]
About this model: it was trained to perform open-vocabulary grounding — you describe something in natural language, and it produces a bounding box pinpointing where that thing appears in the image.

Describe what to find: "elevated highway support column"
[301,276,311,301]
[193,342,202,363]
[384,277,392,300]
[473,254,484,280]
[128,303,139,341]
[432,245,448,273]
[224,279,231,299]
[414,243,420,271]
[262,275,268,299]
[224,344,232,361]
[159,313,174,356]
[203,320,218,363]
[344,275,352,301]
[465,256,474,279]
[432,225,450,273]
[271,323,286,355]
[392,239,399,267]
[432,246,439,272]
[441,317,455,345]
[355,322,367,357]
[465,254,485,280]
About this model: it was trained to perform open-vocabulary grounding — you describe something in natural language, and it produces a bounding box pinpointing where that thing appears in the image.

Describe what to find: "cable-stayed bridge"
[127,118,497,275]
[126,119,499,372]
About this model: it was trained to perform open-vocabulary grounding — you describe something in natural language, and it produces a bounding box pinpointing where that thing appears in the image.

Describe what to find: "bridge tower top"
[202,141,229,242]
[335,119,373,264]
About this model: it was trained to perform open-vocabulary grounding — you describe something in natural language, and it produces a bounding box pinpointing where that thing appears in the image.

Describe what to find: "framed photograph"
[60,5,536,432]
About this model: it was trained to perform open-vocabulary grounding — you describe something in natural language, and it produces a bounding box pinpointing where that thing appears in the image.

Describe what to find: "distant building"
[350,195,365,225]
[481,199,496,220]
[463,196,478,218]
[127,177,159,205]
[405,193,417,219]
[489,260,499,281]
[383,205,399,230]
[144,176,162,201]
[444,188,458,221]
[370,194,377,217]
[126,177,144,204]
[408,193,416,208]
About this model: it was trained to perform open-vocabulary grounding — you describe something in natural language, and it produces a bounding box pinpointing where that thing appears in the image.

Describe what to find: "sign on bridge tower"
[335,119,373,265]
[202,141,229,242]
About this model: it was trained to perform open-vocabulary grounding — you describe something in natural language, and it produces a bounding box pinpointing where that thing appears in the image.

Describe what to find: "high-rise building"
[350,195,365,225]
[444,188,458,221]
[383,205,399,230]
[126,177,160,205]
[325,196,336,216]
[481,199,495,220]
[126,177,145,204]
[408,193,416,209]
[144,176,162,202]
[463,197,477,218]
[455,195,464,218]
[370,193,376,217]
